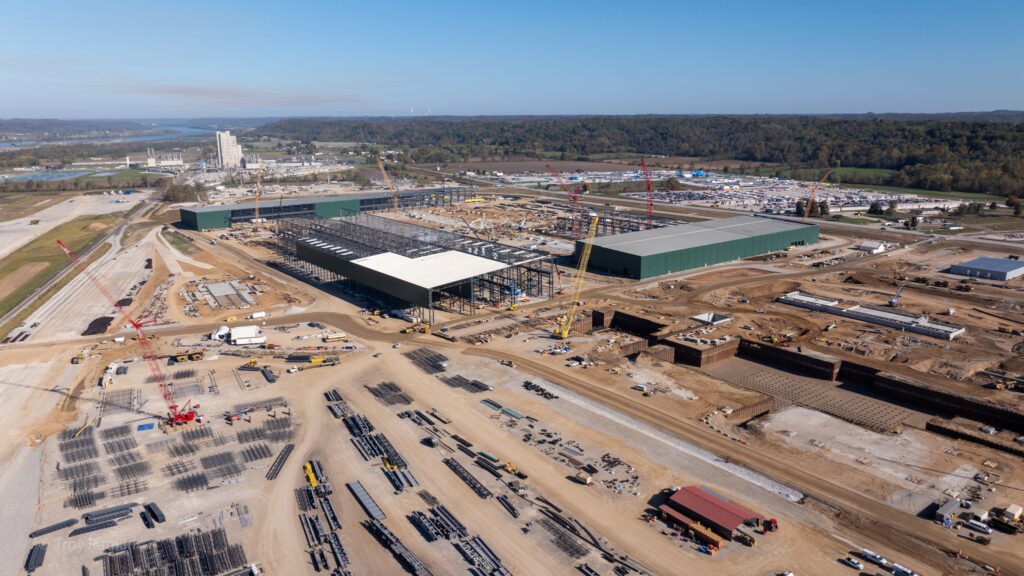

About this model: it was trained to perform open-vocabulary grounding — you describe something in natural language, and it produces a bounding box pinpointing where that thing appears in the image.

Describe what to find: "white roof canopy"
[352,251,507,289]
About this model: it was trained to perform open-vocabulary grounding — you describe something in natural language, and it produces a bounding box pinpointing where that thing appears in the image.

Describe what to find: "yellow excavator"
[304,462,318,487]
[554,215,599,339]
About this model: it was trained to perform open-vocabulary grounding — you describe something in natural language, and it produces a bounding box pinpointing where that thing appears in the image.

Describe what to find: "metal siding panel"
[296,243,430,306]
[314,199,360,218]
[596,223,819,279]
[195,210,231,230]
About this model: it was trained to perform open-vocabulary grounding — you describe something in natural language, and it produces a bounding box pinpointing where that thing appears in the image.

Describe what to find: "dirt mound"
[81,316,114,336]
[843,274,866,285]
[999,356,1024,376]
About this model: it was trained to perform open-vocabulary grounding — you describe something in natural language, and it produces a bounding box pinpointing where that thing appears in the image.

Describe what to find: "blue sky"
[2,0,1022,118]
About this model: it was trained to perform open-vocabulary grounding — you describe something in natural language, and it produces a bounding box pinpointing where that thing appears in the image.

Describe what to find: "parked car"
[841,557,864,570]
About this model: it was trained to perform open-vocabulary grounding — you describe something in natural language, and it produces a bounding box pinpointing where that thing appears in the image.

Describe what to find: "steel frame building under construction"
[552,207,683,238]
[278,214,555,323]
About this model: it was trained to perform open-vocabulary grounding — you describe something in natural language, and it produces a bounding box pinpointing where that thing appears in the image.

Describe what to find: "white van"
[966,519,992,534]
[861,549,887,566]
[892,564,919,576]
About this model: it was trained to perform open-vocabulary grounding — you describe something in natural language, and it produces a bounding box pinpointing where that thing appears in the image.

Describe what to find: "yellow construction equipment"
[804,169,833,222]
[243,358,258,368]
[554,215,599,339]
[73,419,91,438]
[504,462,518,474]
[224,316,237,322]
[71,353,84,365]
[304,462,318,487]
[188,351,205,361]
[376,156,399,214]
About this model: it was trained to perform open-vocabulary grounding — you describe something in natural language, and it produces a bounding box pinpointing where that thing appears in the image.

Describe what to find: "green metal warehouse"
[581,216,819,279]
[179,188,464,230]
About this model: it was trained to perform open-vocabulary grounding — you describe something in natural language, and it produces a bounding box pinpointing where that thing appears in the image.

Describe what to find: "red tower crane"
[57,240,196,426]
[546,165,582,239]
[641,158,654,230]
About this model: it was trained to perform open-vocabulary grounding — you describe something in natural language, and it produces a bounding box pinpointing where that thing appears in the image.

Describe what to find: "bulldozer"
[499,359,517,369]
[71,352,84,365]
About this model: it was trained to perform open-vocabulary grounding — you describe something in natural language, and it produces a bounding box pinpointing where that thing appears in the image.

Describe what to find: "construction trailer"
[581,216,819,280]
[179,187,470,230]
[277,215,555,324]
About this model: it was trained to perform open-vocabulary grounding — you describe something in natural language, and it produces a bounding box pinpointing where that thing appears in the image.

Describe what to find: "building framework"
[551,206,682,238]
[277,215,554,323]
[180,187,470,230]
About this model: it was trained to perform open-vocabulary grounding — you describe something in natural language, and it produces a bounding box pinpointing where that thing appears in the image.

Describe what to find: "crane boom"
[253,160,262,225]
[554,215,600,339]
[889,284,905,307]
[803,169,832,222]
[641,158,654,229]
[376,156,399,214]
[546,165,581,239]
[57,240,194,425]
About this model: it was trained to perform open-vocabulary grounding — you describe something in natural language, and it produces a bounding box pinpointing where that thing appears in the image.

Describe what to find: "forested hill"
[253,115,1024,196]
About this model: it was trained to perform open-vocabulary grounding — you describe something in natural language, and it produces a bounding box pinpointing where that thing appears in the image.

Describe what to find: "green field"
[737,166,895,180]
[85,168,149,181]
[830,215,876,225]
[161,228,199,254]
[0,242,112,337]
[0,214,119,320]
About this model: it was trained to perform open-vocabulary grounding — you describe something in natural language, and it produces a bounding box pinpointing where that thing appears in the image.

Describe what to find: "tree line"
[253,115,1024,196]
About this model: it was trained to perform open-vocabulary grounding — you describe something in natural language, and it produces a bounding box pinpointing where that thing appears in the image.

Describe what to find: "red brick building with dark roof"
[663,486,763,541]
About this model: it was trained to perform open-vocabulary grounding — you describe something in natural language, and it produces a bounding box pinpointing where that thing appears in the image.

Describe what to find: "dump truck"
[499,359,517,368]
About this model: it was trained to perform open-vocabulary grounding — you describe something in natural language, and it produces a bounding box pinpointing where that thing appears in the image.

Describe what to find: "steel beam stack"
[443,458,493,499]
[347,481,386,520]
[24,544,46,573]
[365,518,434,576]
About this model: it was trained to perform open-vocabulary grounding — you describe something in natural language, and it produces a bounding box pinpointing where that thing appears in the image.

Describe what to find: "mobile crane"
[376,156,400,214]
[58,240,197,426]
[554,215,599,339]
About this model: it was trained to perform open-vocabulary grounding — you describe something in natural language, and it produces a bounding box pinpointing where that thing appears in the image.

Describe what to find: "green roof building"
[580,216,819,279]
[179,188,461,230]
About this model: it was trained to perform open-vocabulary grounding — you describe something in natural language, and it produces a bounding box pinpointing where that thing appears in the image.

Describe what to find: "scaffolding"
[277,215,554,323]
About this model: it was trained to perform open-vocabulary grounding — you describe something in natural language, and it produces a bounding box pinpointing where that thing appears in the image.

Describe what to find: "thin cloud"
[124,84,367,107]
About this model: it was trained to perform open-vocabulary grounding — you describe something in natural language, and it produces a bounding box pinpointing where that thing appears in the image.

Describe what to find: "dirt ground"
[8,193,1024,575]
